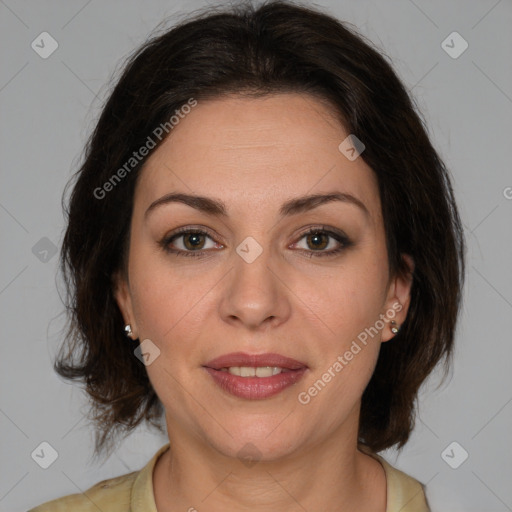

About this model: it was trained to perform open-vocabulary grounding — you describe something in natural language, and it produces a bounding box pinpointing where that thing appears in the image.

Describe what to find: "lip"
[203,367,308,400]
[203,352,308,400]
[204,352,308,371]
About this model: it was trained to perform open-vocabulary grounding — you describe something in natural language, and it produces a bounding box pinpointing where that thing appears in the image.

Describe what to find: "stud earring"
[124,324,133,338]
[390,320,400,334]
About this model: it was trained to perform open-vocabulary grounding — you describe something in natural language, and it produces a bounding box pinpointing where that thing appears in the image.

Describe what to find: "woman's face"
[115,93,412,461]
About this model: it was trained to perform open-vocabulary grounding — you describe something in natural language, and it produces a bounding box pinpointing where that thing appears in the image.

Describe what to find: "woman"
[29,1,465,511]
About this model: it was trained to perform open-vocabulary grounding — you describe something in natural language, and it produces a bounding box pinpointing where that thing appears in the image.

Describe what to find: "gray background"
[1,0,511,511]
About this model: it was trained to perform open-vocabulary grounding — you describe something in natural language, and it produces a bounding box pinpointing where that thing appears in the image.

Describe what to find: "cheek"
[128,247,219,357]
[127,241,174,339]
[129,265,170,335]
[130,268,197,340]
[127,227,184,332]
[296,257,388,343]
[322,259,388,398]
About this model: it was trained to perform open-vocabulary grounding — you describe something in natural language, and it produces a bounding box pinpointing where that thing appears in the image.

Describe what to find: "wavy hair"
[55,0,465,459]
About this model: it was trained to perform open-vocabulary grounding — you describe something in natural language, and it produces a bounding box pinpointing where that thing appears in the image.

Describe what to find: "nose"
[219,246,291,331]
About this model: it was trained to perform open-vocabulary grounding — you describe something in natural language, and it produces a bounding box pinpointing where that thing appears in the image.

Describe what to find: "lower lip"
[203,367,307,400]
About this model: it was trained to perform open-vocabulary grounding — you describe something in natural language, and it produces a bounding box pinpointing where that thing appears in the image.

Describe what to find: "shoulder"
[376,455,431,512]
[27,471,138,512]
[359,445,430,512]
[27,442,171,512]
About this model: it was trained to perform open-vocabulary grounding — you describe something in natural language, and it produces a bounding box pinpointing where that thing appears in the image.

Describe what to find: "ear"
[112,270,138,339]
[381,253,414,342]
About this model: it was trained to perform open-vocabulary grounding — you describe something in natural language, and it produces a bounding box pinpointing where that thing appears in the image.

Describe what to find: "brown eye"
[293,227,352,258]
[182,232,207,250]
[305,232,329,251]
[160,228,220,257]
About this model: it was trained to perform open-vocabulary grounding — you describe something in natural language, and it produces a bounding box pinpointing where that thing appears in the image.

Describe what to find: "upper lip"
[204,352,307,370]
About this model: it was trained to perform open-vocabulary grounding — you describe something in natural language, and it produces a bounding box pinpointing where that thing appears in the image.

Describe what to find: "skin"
[114,93,414,512]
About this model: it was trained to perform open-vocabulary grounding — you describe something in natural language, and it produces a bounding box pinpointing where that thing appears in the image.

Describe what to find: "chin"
[202,416,307,462]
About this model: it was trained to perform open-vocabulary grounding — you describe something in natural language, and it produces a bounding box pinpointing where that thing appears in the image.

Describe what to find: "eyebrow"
[144,191,370,220]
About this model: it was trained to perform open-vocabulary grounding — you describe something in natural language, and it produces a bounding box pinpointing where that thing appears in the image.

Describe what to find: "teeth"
[221,366,285,377]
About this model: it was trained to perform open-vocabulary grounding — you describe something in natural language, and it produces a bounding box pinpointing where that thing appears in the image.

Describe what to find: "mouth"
[218,366,293,377]
[203,352,308,400]
[204,351,307,372]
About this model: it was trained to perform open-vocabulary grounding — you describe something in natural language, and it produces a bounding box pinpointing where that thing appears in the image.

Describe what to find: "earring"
[390,320,400,334]
[124,324,133,338]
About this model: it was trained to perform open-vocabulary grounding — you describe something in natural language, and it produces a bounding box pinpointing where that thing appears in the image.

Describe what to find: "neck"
[153,414,386,512]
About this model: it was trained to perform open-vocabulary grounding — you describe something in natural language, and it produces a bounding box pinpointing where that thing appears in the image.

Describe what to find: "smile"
[220,366,291,377]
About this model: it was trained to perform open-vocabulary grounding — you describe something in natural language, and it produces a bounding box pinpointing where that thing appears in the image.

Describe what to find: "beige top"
[29,442,430,511]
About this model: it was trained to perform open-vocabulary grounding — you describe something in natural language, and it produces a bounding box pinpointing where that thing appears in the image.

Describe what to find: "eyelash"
[159,226,352,259]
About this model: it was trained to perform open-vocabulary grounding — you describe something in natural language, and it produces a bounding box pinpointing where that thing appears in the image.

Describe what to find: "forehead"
[135,93,381,221]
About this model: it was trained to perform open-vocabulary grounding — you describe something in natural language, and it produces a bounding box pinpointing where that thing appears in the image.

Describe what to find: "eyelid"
[160,224,352,258]
[163,225,225,244]
[160,226,223,253]
[290,226,352,255]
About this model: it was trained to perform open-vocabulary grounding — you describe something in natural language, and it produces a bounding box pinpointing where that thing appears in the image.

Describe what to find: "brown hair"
[56,0,465,459]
